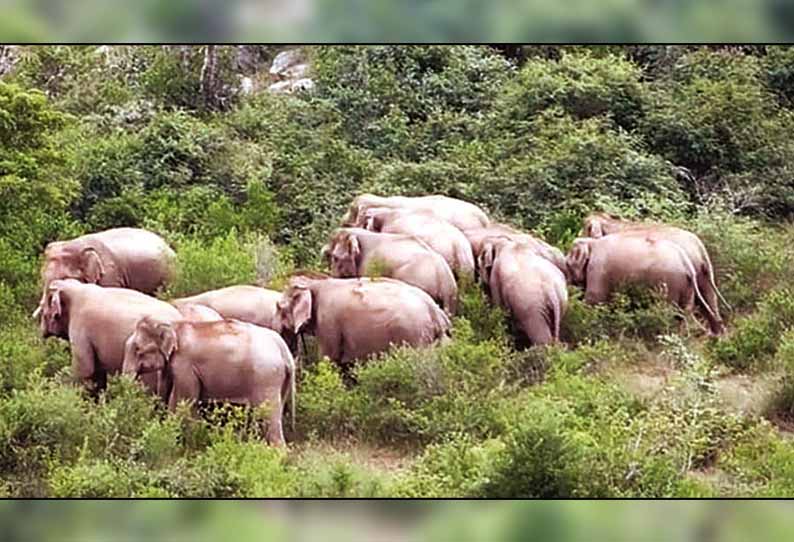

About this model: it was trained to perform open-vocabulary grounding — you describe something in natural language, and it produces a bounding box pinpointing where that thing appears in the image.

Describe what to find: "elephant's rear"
[95,228,176,293]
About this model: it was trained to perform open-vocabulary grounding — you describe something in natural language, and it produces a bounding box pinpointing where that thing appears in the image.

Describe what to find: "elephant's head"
[41,243,105,288]
[122,317,178,377]
[327,230,360,278]
[582,212,623,238]
[566,238,593,286]
[477,237,507,286]
[275,282,314,338]
[38,280,72,339]
[361,207,391,232]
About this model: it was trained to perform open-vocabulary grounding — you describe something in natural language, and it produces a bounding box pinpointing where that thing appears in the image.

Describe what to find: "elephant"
[565,234,721,334]
[360,207,476,278]
[37,279,183,394]
[34,228,176,318]
[171,285,283,330]
[122,317,295,446]
[173,302,224,322]
[274,273,451,366]
[463,224,567,278]
[342,193,490,232]
[321,227,458,314]
[581,212,727,334]
[478,238,568,346]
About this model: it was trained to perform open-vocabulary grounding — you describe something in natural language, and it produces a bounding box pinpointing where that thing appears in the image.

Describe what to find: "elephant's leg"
[167,371,200,413]
[71,334,99,394]
[584,276,610,305]
[260,386,285,447]
[521,311,553,347]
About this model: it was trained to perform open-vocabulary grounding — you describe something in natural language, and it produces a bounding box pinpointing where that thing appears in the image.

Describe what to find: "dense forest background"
[1,45,793,497]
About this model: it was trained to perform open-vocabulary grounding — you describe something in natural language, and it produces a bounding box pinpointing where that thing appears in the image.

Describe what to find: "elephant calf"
[37,279,183,394]
[322,227,458,314]
[123,317,296,447]
[171,285,283,330]
[275,273,451,366]
[479,239,568,346]
[361,207,476,278]
[566,234,720,333]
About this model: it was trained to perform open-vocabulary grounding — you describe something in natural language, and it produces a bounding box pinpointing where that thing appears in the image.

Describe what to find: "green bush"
[496,50,646,130]
[165,231,259,298]
[562,286,681,346]
[710,288,794,371]
[477,109,689,231]
[395,433,503,497]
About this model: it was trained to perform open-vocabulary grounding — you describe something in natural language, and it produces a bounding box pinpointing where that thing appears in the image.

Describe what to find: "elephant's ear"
[347,234,361,261]
[81,247,105,284]
[589,219,605,238]
[156,323,178,360]
[49,286,63,318]
[292,287,313,333]
[320,243,332,265]
[478,242,496,284]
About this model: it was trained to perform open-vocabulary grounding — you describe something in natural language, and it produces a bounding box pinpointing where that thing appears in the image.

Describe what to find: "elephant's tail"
[551,296,562,342]
[282,344,297,434]
[679,246,720,329]
[701,249,732,313]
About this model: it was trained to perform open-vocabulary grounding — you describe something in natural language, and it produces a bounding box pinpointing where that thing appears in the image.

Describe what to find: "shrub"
[477,109,689,231]
[710,288,794,371]
[562,286,681,346]
[292,449,388,497]
[313,46,512,160]
[763,330,794,425]
[496,50,646,131]
[49,456,159,498]
[395,433,503,497]
[165,231,259,298]
[296,359,360,441]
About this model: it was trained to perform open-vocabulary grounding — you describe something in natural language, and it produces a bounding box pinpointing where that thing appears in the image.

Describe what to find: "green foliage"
[165,231,259,298]
[710,288,794,371]
[477,109,688,231]
[497,50,646,130]
[313,46,512,160]
[2,45,794,498]
[562,286,681,346]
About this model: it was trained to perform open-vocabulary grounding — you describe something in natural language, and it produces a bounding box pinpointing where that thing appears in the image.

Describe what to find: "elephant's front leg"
[167,369,200,414]
[71,333,99,395]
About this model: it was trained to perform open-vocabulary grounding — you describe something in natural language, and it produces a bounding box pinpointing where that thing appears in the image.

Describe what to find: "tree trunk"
[200,45,218,110]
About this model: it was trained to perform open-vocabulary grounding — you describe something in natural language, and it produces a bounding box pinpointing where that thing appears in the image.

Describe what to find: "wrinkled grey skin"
[38,279,182,394]
[478,239,568,346]
[342,193,489,232]
[581,213,726,334]
[122,317,295,447]
[171,285,282,330]
[321,227,458,314]
[35,228,175,318]
[359,207,475,278]
[274,275,451,366]
[464,224,567,279]
[566,235,720,334]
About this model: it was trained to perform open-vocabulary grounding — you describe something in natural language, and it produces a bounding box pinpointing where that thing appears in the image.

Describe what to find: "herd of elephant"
[31,193,729,446]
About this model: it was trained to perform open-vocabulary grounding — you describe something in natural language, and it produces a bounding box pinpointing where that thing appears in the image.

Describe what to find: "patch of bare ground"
[714,372,778,417]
